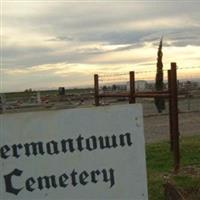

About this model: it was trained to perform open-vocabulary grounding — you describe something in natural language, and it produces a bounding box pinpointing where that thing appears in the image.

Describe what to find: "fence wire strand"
[99,66,200,83]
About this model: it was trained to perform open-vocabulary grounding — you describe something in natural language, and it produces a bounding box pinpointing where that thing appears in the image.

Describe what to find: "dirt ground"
[144,111,200,143]
[2,96,200,144]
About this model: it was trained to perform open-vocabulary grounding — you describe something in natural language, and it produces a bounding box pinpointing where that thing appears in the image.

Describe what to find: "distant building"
[102,80,153,92]
[127,80,148,92]
[115,84,127,91]
[178,81,199,90]
[101,84,127,92]
[135,81,148,91]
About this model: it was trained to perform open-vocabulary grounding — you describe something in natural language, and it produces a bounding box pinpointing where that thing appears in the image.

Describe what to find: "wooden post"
[170,62,180,173]
[94,74,100,106]
[129,71,135,104]
[168,70,173,152]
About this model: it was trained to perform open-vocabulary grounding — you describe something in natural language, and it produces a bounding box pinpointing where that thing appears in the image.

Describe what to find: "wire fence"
[97,65,200,114]
[0,66,199,114]
[99,66,200,79]
[98,65,200,87]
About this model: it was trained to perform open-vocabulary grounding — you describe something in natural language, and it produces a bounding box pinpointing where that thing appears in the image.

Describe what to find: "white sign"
[0,104,148,200]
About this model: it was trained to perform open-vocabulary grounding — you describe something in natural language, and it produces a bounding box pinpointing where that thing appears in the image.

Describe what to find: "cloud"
[2,1,200,91]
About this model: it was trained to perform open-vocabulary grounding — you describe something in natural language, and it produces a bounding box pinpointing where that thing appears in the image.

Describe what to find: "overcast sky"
[2,0,200,92]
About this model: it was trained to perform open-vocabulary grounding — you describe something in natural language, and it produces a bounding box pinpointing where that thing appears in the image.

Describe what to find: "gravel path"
[144,111,200,143]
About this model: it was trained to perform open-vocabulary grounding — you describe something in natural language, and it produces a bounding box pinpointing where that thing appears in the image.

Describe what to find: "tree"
[112,84,117,91]
[102,85,107,91]
[154,37,165,113]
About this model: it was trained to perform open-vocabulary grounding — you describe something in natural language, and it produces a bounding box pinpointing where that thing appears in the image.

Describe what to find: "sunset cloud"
[2,0,200,92]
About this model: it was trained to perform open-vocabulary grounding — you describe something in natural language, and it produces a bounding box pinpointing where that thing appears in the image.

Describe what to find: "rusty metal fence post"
[129,71,135,104]
[94,74,100,106]
[170,62,180,172]
[168,70,173,152]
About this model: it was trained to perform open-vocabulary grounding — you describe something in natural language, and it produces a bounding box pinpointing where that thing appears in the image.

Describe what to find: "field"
[147,136,200,200]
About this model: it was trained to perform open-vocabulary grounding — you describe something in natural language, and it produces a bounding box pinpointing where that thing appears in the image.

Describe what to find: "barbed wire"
[98,66,200,85]
[99,66,200,79]
[177,66,200,70]
[99,73,128,78]
[99,77,128,82]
